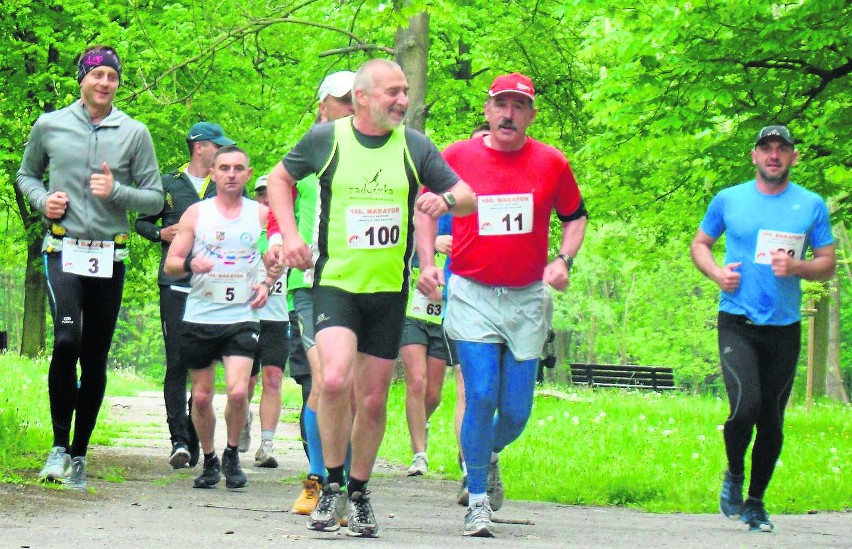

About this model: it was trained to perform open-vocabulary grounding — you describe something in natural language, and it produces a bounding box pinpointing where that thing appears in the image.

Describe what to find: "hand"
[416,265,445,296]
[542,258,570,291]
[714,262,742,291]
[90,162,114,198]
[282,237,312,271]
[189,256,214,274]
[45,191,69,220]
[435,235,453,255]
[249,283,270,309]
[415,192,449,219]
[770,251,798,278]
[159,225,179,243]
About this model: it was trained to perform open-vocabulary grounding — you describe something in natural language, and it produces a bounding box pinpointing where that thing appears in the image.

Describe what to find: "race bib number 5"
[347,206,402,248]
[478,193,533,235]
[203,272,249,304]
[61,239,114,278]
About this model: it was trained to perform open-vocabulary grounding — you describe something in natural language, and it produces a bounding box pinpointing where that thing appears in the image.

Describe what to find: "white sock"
[469,492,487,508]
[490,452,499,464]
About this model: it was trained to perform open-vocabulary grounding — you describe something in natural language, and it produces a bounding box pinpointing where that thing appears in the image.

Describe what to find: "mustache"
[498,119,517,131]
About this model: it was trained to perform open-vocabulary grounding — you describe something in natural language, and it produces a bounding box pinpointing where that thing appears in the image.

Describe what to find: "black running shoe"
[222,447,247,489]
[193,455,221,489]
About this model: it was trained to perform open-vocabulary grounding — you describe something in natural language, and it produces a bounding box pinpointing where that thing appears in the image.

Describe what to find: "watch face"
[443,192,456,207]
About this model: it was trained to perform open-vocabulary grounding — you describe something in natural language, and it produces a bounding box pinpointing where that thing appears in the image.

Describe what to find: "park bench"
[570,363,678,391]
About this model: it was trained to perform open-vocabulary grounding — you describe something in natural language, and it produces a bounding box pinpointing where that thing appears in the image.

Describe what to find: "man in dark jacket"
[136,122,235,468]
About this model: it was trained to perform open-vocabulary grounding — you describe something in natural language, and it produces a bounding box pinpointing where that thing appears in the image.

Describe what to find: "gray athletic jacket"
[16,100,163,243]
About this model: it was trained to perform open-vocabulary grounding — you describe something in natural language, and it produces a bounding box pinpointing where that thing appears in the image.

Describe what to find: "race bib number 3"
[754,229,806,264]
[346,206,402,248]
[203,272,249,304]
[61,239,114,278]
[478,193,533,235]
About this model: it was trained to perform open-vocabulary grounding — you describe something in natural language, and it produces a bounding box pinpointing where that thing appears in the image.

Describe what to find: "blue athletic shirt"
[699,180,833,325]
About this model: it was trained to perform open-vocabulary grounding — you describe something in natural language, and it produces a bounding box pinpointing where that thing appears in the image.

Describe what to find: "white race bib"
[203,272,249,304]
[408,289,445,324]
[257,266,286,296]
[754,229,806,264]
[61,239,114,278]
[346,205,402,248]
[478,193,533,235]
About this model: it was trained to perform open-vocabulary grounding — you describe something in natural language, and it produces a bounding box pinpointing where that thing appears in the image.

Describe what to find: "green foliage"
[380,378,852,513]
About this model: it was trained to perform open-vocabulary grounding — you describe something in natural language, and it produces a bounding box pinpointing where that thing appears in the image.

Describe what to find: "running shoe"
[741,499,774,532]
[169,441,191,469]
[291,474,322,515]
[238,410,253,452]
[407,454,428,476]
[66,456,87,490]
[464,497,494,537]
[254,439,278,468]
[346,490,378,538]
[222,447,247,489]
[38,446,71,483]
[486,459,505,511]
[719,470,744,518]
[193,454,221,488]
[457,475,469,506]
[307,482,344,532]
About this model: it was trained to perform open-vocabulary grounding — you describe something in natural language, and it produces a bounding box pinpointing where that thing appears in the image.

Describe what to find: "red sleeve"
[267,210,279,236]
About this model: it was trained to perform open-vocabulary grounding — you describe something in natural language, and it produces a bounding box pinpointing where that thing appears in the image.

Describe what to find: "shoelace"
[316,492,337,514]
[352,493,373,523]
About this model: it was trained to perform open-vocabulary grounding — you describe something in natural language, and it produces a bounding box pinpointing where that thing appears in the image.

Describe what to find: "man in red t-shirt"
[415,72,588,538]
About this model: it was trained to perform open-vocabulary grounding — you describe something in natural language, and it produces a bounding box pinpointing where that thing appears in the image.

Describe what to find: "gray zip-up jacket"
[16,100,163,243]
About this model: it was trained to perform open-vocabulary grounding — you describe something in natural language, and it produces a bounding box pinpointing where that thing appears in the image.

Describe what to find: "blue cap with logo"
[186,122,236,146]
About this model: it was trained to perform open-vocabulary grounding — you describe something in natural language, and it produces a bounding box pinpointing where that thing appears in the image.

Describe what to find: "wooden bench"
[570,363,677,391]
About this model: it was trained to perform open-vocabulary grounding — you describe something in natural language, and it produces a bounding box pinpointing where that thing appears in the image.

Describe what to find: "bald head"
[352,59,409,134]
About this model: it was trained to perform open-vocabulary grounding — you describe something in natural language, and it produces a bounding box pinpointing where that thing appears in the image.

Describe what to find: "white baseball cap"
[318,71,356,101]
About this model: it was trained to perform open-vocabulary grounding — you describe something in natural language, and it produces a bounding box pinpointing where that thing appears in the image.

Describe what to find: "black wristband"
[183,254,193,273]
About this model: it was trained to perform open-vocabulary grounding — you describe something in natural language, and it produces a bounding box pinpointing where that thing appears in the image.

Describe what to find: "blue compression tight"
[457,340,538,495]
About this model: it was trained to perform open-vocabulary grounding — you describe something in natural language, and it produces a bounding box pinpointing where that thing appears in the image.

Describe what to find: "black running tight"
[44,254,125,457]
[717,312,800,500]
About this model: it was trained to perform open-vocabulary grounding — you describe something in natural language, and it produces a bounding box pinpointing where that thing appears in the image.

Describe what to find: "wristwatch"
[261,280,275,294]
[557,254,574,269]
[441,192,457,210]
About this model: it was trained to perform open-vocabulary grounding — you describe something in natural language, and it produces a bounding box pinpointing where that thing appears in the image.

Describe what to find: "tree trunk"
[21,237,47,356]
[811,294,829,397]
[394,11,429,133]
[826,276,850,402]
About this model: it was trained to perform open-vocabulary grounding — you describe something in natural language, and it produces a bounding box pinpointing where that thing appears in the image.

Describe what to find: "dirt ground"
[1,391,849,548]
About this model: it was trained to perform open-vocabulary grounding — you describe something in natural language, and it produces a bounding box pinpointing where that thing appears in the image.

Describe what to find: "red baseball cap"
[488,73,535,101]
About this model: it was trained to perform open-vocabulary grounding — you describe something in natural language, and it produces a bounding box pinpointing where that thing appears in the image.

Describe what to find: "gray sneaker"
[307,483,344,532]
[407,454,428,476]
[487,459,505,511]
[39,446,71,483]
[464,497,494,537]
[66,456,87,490]
[254,439,278,468]
[238,410,253,453]
[346,490,378,538]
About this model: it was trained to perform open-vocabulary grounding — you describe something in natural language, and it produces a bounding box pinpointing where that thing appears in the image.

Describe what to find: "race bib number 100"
[478,193,533,236]
[346,206,402,248]
[61,239,114,278]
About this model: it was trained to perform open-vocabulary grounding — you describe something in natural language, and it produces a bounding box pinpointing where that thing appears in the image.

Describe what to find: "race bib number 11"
[478,193,533,236]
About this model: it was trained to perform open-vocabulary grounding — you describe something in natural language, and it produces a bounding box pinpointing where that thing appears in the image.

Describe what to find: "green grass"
[379,375,851,514]
[2,353,849,514]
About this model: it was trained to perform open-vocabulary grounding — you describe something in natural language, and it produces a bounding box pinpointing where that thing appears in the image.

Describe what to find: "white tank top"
[184,198,262,324]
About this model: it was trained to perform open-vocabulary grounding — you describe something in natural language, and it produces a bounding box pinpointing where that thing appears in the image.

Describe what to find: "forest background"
[0,0,849,400]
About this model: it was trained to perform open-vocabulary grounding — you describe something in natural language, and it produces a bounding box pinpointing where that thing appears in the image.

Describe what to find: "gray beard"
[758,166,790,186]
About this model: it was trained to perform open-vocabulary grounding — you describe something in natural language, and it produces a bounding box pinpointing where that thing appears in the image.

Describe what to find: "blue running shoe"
[719,470,744,518]
[741,498,774,532]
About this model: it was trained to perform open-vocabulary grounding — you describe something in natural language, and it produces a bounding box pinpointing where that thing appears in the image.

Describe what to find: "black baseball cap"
[755,125,794,146]
[186,122,236,146]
